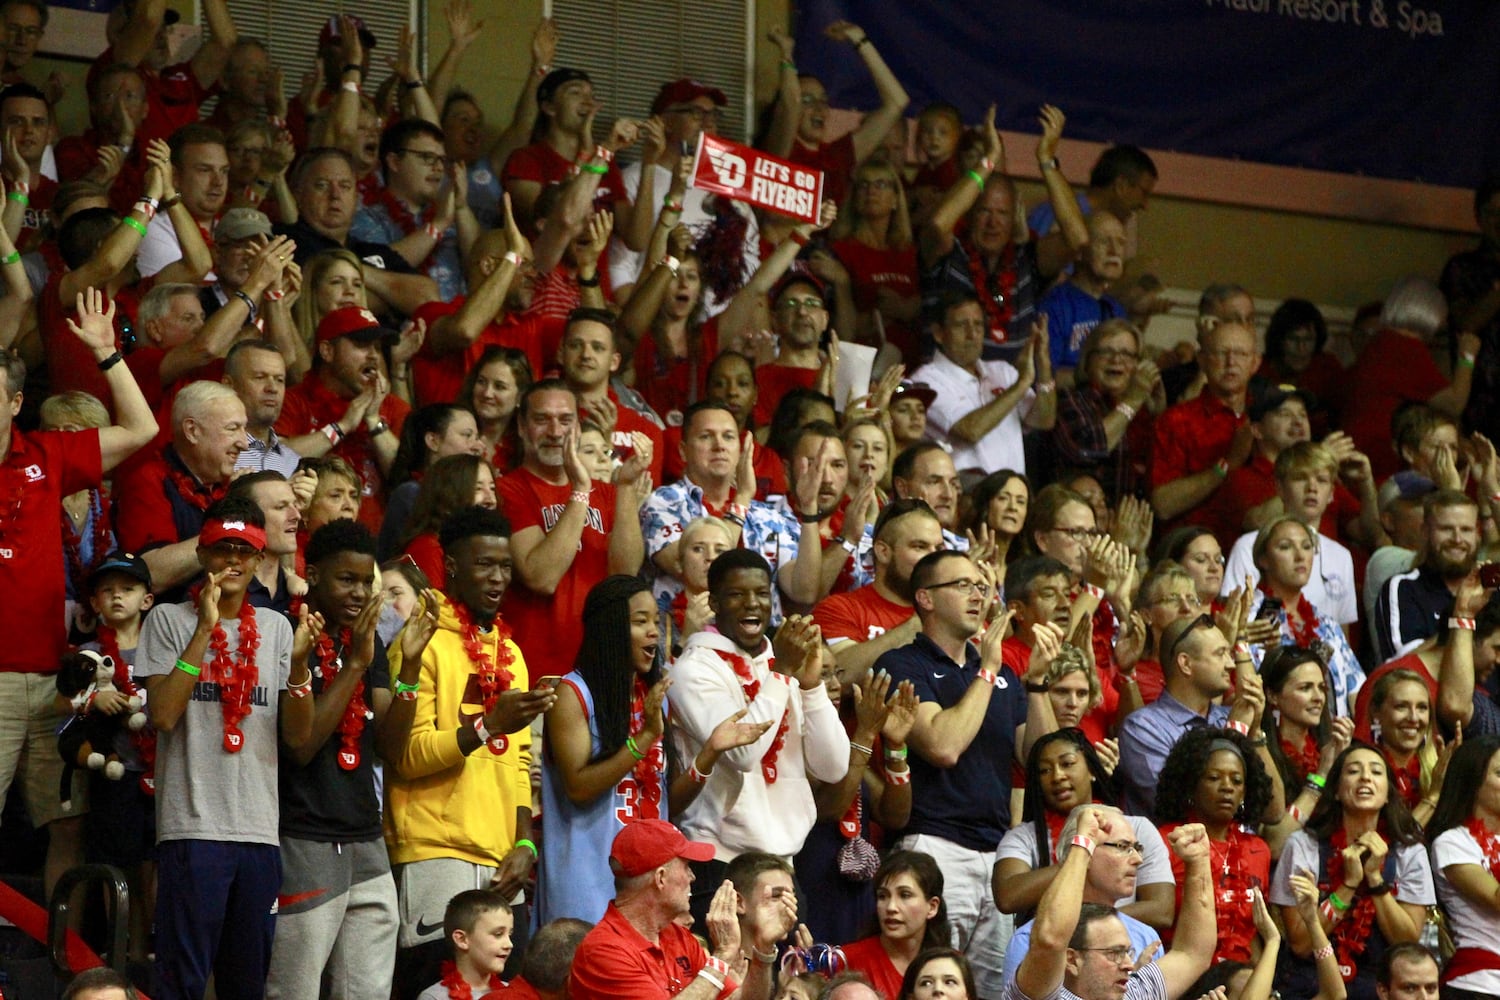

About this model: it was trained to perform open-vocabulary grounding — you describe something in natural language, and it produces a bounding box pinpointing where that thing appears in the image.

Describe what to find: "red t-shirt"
[569,901,729,1000]
[0,428,102,672]
[1132,658,1165,705]
[830,237,919,359]
[276,373,410,532]
[402,532,445,592]
[496,466,616,679]
[839,936,906,1000]
[1150,392,1248,525]
[633,318,720,423]
[813,583,913,644]
[410,300,563,408]
[752,363,820,427]
[1342,328,1451,481]
[501,142,629,220]
[788,133,856,207]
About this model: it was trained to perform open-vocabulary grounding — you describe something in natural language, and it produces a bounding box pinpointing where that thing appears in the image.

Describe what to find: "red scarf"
[963,237,1017,344]
[166,460,227,513]
[1263,585,1320,648]
[373,187,438,265]
[62,490,112,597]
[1325,826,1391,981]
[626,676,665,819]
[714,646,789,784]
[95,626,157,795]
[439,960,501,1000]
[453,601,517,755]
[208,602,261,753]
[1045,809,1069,863]
[314,628,371,771]
[1385,750,1422,809]
[1207,825,1261,962]
[1281,730,1321,785]
[1463,816,1500,874]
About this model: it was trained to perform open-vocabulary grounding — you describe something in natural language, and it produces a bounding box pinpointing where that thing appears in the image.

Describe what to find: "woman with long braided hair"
[536,575,771,924]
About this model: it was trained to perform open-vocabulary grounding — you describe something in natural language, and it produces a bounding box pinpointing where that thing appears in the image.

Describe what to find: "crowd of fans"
[2,5,1499,1000]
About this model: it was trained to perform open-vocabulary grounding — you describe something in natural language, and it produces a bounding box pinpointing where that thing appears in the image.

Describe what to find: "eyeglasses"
[1092,347,1139,362]
[1164,613,1217,665]
[1073,946,1134,965]
[666,105,720,122]
[1048,527,1104,541]
[922,578,990,599]
[1202,348,1255,363]
[776,296,825,313]
[1098,840,1145,857]
[400,149,449,169]
[1151,592,1202,610]
[206,542,260,560]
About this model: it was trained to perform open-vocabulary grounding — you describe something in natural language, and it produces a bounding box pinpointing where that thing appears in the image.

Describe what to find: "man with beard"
[382,505,556,997]
[669,549,849,924]
[876,549,1059,997]
[495,379,648,681]
[813,498,945,682]
[1007,808,1215,1000]
[913,293,1054,478]
[1041,212,1129,385]
[752,273,836,428]
[1375,490,1480,661]
[276,306,410,532]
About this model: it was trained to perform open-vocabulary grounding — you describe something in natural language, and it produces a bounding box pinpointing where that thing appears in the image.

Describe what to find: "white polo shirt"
[913,350,1033,474]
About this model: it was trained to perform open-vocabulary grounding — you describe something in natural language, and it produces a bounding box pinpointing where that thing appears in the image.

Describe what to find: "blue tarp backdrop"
[793,0,1500,189]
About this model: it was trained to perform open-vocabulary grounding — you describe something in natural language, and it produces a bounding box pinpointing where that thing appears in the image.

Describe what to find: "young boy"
[417,889,515,1000]
[77,550,156,961]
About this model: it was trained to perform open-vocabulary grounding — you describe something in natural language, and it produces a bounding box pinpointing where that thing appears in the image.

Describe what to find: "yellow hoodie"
[383,595,531,867]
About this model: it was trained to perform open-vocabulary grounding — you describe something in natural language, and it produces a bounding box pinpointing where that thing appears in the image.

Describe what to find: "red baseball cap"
[200,517,267,551]
[651,78,728,115]
[319,14,377,50]
[609,819,715,877]
[316,306,397,345]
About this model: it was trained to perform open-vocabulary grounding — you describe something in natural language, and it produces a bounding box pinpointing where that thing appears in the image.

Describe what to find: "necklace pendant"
[486,734,509,756]
[223,725,245,753]
[338,747,360,771]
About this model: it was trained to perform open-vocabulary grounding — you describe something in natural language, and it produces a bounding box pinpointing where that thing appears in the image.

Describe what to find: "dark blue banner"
[795,0,1500,190]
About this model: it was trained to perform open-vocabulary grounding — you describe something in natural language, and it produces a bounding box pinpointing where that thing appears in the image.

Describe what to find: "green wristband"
[123,216,149,237]
[965,169,986,190]
[175,659,201,677]
[1328,888,1351,911]
[0,251,19,265]
[1459,355,1476,369]
[6,191,26,205]
[1306,772,1326,789]
[580,162,608,176]
[626,735,646,760]
[394,679,419,696]
[515,838,538,858]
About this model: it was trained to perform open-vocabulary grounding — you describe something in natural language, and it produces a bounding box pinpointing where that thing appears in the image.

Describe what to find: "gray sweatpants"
[265,836,399,1000]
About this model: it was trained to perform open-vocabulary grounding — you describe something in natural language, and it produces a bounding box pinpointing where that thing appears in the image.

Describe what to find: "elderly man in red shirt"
[0,289,157,897]
[570,819,780,1000]
[276,306,411,532]
[1150,320,1259,526]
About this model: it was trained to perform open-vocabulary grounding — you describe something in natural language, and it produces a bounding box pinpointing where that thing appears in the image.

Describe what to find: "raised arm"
[760,28,800,158]
[192,0,239,89]
[59,165,163,305]
[1032,105,1088,278]
[1155,823,1217,997]
[1015,806,1107,1000]
[152,139,214,285]
[822,21,909,165]
[428,0,484,107]
[0,195,31,349]
[918,106,1000,265]
[68,289,158,471]
[110,0,166,69]
[907,619,1005,768]
[507,429,594,595]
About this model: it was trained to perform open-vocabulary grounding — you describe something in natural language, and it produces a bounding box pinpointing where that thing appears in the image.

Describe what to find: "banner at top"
[690,133,825,226]
[795,0,1500,191]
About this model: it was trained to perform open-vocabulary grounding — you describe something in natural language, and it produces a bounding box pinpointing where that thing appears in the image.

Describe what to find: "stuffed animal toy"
[55,649,147,808]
